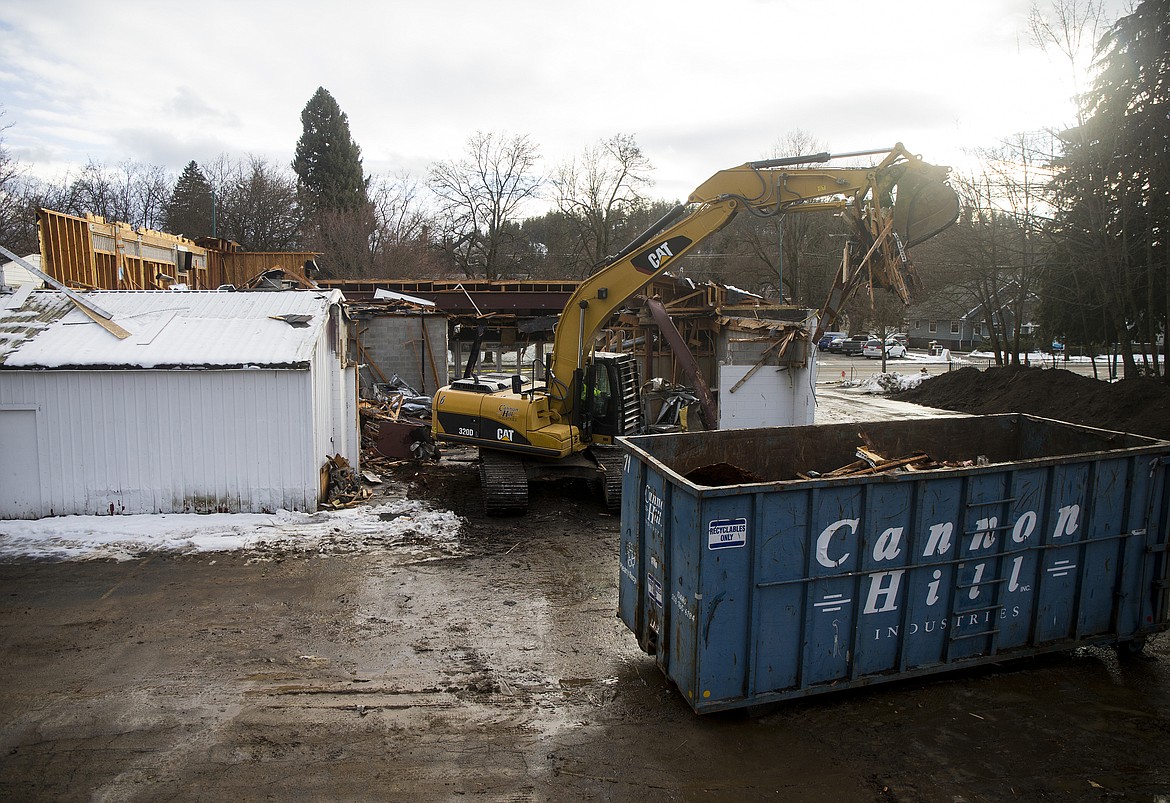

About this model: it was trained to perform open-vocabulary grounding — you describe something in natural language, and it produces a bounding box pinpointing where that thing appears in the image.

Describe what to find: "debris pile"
[643,378,701,433]
[684,444,994,487]
[359,385,439,476]
[370,374,433,419]
[320,454,372,509]
[798,445,989,480]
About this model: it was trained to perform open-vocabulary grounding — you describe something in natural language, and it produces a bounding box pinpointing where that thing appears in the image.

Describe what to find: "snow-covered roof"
[0,289,343,369]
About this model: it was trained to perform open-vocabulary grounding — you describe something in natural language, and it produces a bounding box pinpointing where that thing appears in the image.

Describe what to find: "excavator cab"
[579,353,644,443]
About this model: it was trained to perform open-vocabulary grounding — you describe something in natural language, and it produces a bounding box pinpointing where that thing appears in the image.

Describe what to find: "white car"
[863,338,907,359]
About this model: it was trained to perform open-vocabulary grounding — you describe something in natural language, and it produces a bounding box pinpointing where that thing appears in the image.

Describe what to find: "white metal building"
[0,289,358,518]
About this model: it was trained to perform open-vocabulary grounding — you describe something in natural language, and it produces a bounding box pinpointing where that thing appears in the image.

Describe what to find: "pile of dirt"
[892,366,1170,441]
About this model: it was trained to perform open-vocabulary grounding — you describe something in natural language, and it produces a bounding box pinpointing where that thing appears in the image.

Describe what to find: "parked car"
[827,335,848,352]
[816,331,847,350]
[841,335,872,356]
[863,338,908,359]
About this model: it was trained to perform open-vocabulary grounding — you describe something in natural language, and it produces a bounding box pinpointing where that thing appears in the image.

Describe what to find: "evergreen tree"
[1046,0,1169,379]
[164,161,215,239]
[293,87,368,214]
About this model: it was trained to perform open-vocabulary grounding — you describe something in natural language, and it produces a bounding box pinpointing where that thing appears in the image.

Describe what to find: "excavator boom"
[549,143,959,410]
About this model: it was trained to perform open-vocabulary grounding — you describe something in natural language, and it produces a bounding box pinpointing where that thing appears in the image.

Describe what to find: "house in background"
[0,253,46,289]
[906,284,1039,351]
[0,289,358,519]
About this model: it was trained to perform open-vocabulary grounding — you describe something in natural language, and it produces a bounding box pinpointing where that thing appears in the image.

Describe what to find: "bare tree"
[208,155,302,251]
[700,129,839,305]
[943,132,1056,365]
[368,172,443,278]
[43,159,173,231]
[1028,0,1109,121]
[0,110,34,253]
[551,133,654,278]
[428,131,541,280]
[305,206,377,277]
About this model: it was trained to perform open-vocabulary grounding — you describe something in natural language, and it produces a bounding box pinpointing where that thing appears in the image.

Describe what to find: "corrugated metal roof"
[0,289,342,369]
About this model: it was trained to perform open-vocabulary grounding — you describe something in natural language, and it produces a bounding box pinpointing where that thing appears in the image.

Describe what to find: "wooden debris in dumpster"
[685,446,996,487]
[802,444,991,480]
[806,449,935,479]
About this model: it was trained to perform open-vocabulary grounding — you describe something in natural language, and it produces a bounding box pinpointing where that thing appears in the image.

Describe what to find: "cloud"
[166,86,242,128]
[0,0,1136,199]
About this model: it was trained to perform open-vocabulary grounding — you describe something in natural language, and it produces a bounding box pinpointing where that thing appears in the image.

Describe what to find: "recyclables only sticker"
[708,518,747,550]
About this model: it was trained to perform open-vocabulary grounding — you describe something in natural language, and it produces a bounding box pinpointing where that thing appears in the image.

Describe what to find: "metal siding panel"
[752,489,810,694]
[617,453,641,638]
[0,408,42,517]
[804,485,863,685]
[854,481,916,677]
[902,476,964,669]
[641,470,679,691]
[1078,457,1129,636]
[1120,457,1159,635]
[695,491,752,703]
[1036,461,1091,642]
[668,488,703,705]
[0,369,316,516]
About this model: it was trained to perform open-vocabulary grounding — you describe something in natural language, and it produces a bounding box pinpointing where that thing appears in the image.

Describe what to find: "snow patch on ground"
[842,371,930,394]
[0,500,464,563]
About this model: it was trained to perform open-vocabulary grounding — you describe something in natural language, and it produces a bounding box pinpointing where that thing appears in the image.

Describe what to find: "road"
[815,350,1115,385]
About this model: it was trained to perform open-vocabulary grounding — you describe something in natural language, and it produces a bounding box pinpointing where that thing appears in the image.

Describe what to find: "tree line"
[0,0,1165,379]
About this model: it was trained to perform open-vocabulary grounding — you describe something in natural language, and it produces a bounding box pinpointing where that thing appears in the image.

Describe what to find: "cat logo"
[497,428,515,442]
[631,235,693,274]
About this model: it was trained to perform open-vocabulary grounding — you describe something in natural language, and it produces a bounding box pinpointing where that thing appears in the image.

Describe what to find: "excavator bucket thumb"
[891,166,961,247]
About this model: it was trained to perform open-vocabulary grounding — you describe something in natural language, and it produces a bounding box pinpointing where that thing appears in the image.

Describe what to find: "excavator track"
[591,445,626,514]
[478,450,529,516]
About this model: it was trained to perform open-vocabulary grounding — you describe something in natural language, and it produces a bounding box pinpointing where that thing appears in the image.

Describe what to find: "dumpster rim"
[616,412,1170,494]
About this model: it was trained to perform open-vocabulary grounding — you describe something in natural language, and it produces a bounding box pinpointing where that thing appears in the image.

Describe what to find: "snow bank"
[0,500,463,562]
[849,371,930,394]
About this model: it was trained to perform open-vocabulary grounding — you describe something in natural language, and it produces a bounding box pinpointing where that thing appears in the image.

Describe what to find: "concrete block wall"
[357,314,449,395]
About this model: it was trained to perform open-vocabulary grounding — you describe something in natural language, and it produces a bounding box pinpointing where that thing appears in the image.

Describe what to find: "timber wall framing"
[38,209,210,290]
[36,209,319,290]
[217,252,318,288]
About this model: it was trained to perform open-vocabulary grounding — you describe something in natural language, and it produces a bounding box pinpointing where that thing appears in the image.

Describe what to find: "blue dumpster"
[617,414,1170,713]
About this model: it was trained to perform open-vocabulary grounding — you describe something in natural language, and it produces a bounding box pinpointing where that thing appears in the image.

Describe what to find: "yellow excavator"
[432,143,960,514]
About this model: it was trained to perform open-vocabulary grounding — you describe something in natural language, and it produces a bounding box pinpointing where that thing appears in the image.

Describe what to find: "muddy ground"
[2,369,1170,802]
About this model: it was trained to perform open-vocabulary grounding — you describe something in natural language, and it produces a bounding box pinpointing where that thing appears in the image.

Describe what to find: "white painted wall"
[311,304,359,468]
[717,359,817,429]
[0,369,323,518]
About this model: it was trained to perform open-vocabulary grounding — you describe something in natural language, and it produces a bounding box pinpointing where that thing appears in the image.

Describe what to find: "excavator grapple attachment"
[891,165,962,247]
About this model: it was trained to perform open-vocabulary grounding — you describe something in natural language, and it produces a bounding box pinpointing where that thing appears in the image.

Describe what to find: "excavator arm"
[547,143,959,416]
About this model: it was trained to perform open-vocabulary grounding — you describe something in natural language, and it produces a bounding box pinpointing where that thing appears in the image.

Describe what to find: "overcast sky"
[0,0,1130,206]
